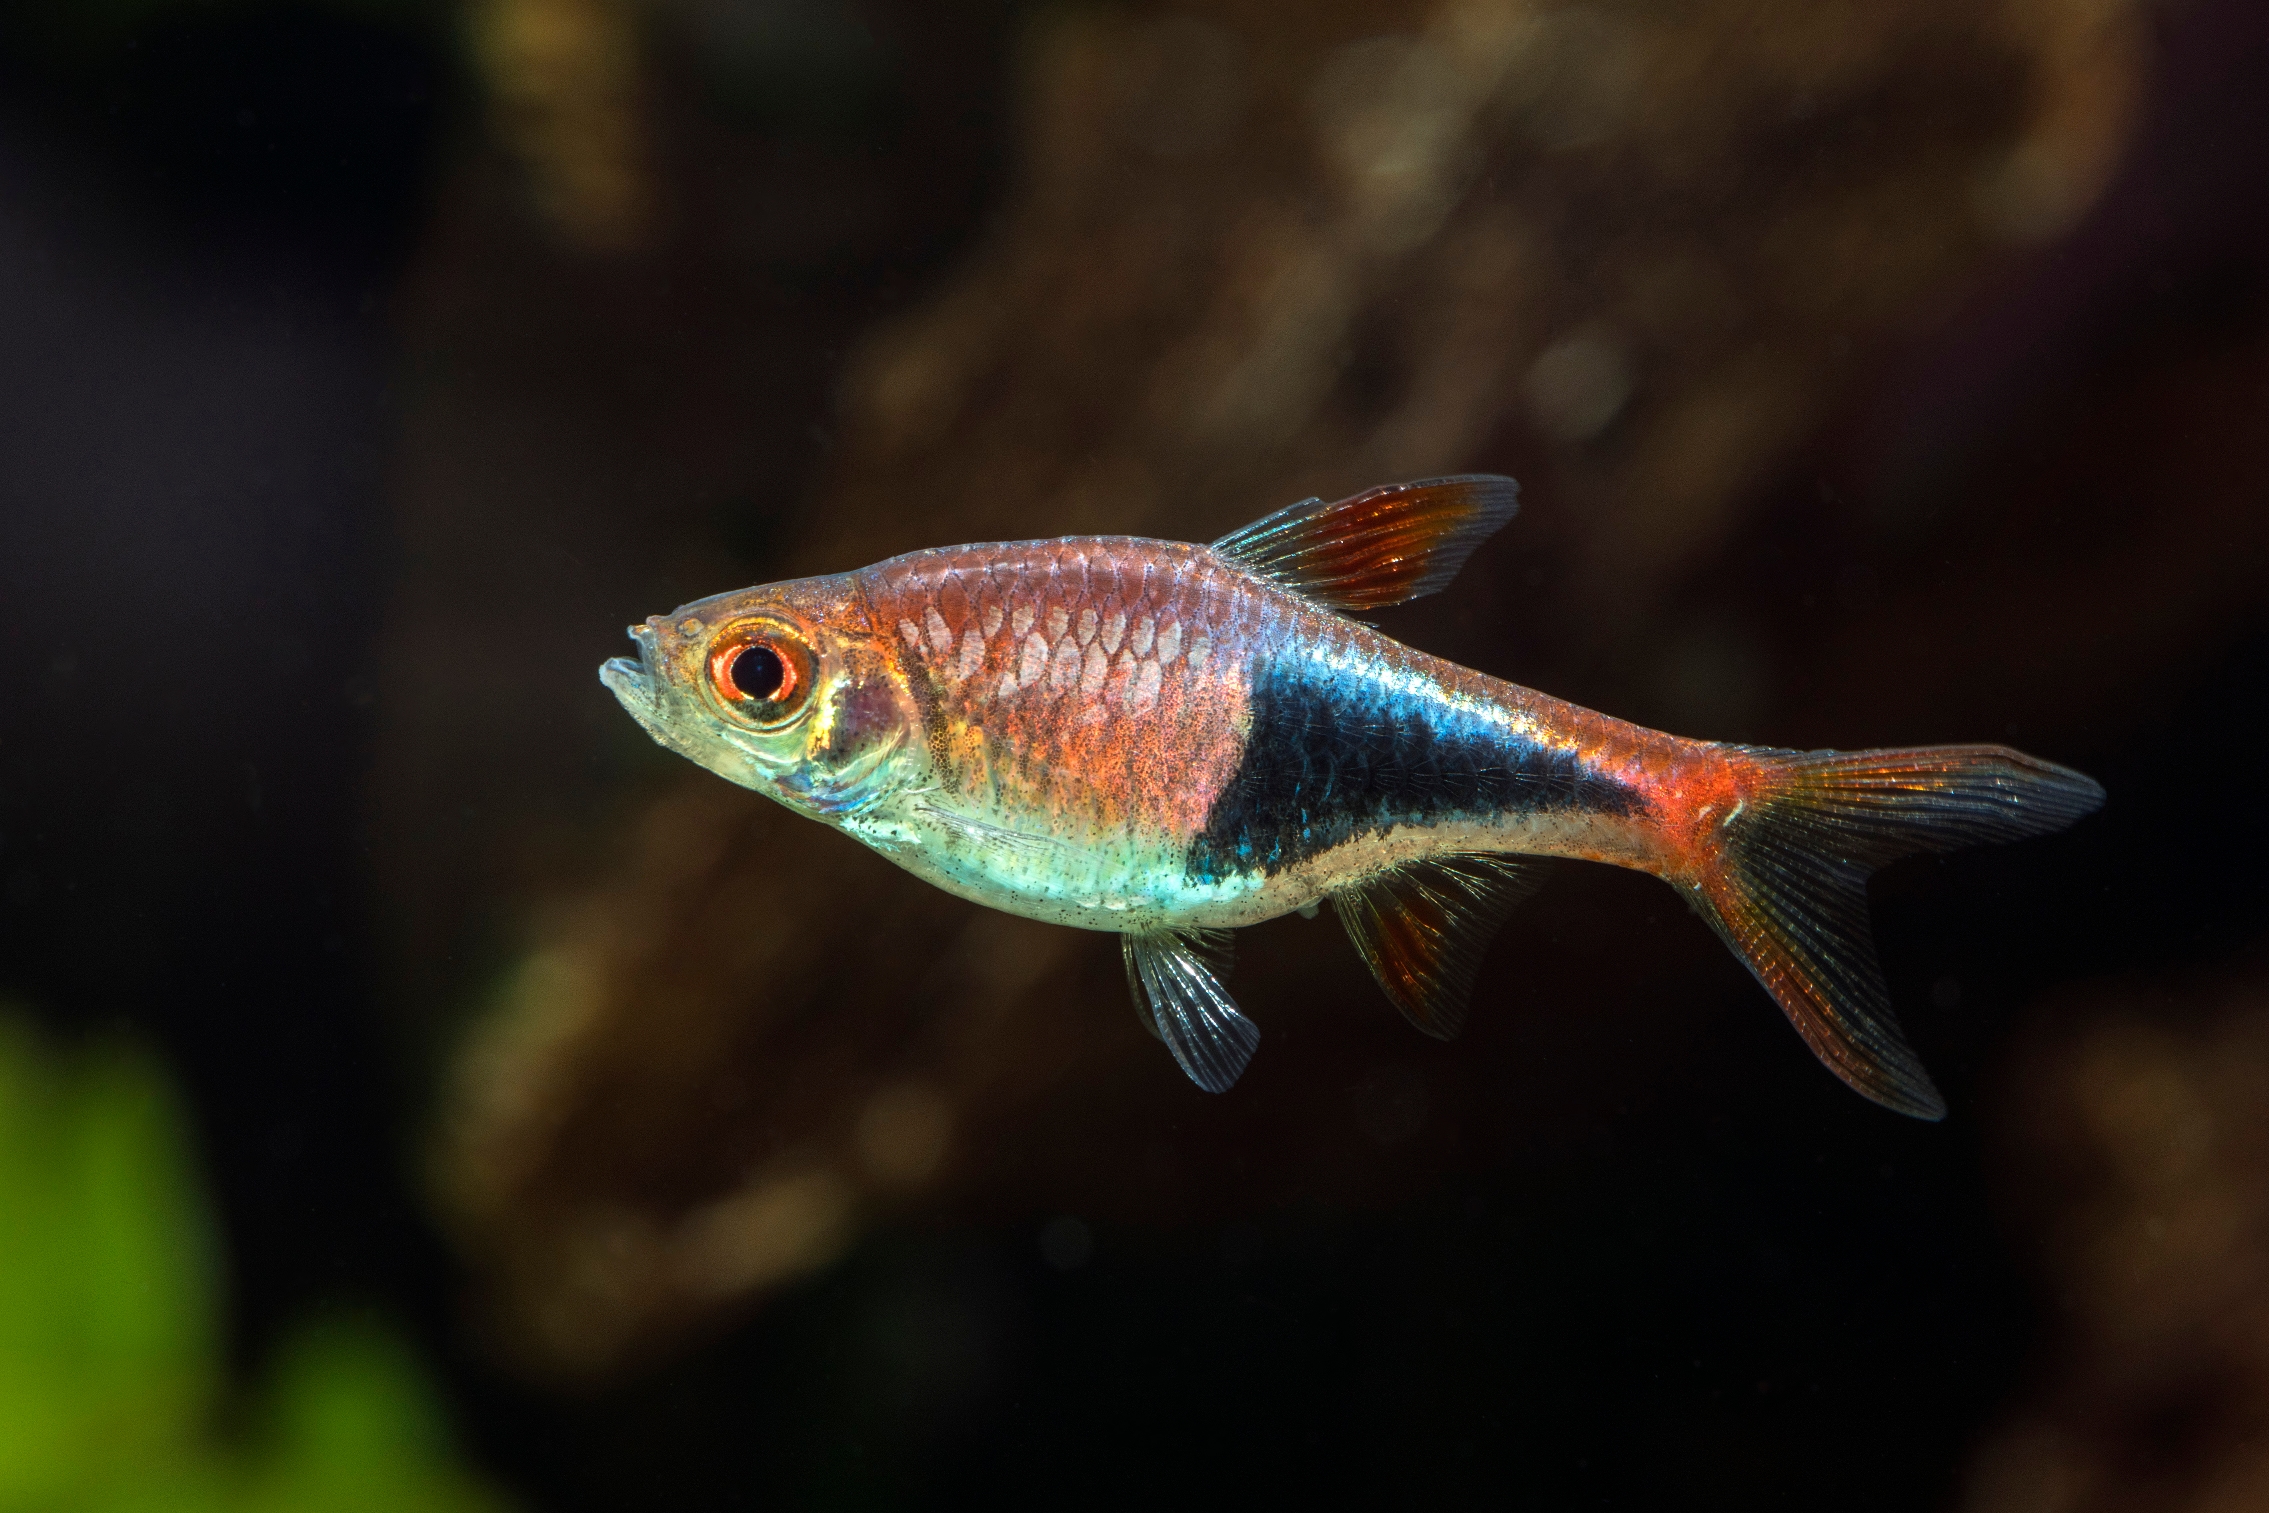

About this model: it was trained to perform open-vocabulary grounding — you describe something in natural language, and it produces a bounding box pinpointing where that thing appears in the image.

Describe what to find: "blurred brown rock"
[1966,966,2269,1513]
[383,0,2178,1381]
[472,0,655,251]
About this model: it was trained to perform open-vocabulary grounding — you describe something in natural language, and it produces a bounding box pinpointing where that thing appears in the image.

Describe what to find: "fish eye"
[729,644,784,700]
[706,624,812,722]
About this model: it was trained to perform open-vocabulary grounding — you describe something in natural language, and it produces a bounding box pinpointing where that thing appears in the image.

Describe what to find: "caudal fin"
[1690,745,2103,1119]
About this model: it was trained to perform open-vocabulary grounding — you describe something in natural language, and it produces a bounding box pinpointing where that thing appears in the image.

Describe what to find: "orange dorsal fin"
[1331,856,1539,1039]
[1210,475,1519,612]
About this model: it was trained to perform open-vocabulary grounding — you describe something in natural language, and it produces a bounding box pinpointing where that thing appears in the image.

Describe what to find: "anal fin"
[1122,930,1259,1092]
[1332,856,1538,1039]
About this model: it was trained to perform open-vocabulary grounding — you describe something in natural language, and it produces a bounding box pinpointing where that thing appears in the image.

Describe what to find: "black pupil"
[730,644,786,700]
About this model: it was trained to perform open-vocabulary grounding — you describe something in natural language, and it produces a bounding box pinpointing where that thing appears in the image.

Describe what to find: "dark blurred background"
[1,0,2266,1508]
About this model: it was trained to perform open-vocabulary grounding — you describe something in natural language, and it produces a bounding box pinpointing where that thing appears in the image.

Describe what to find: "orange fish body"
[602,478,2101,1114]
[858,535,1689,916]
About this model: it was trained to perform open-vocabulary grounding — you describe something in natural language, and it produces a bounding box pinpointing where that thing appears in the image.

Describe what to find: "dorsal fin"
[1331,856,1538,1039]
[1210,475,1519,612]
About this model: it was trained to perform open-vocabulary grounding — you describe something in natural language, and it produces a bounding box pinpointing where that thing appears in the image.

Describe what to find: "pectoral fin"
[1332,856,1539,1039]
[1122,930,1259,1092]
[1210,475,1519,612]
[914,800,1074,861]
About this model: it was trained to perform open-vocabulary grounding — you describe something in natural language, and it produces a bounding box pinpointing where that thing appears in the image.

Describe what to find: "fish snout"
[598,621,665,707]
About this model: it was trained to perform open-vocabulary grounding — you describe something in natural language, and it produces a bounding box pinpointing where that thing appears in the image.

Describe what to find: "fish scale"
[601,475,2103,1114]
[868,538,1253,852]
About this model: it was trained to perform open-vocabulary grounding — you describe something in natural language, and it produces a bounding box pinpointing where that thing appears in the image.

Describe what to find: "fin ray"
[1694,744,2104,1119]
[1211,475,1519,612]
[1333,856,1539,1039]
[1122,930,1258,1092]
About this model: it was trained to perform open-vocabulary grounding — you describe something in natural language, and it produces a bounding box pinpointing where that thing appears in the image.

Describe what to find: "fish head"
[599,572,924,819]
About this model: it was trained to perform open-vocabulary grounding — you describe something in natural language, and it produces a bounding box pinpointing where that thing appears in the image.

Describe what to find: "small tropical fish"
[601,477,2101,1117]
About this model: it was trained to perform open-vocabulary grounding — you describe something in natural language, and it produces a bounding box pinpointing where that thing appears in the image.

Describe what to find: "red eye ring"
[707,631,807,714]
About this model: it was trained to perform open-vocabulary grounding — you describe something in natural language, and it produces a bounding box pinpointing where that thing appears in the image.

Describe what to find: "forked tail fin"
[1689,745,2103,1119]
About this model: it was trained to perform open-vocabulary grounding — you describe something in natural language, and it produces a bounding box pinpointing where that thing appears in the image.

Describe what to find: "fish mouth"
[599,655,648,700]
[598,622,662,712]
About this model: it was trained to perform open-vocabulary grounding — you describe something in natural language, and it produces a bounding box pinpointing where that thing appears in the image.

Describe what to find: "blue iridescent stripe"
[1184,644,1640,883]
